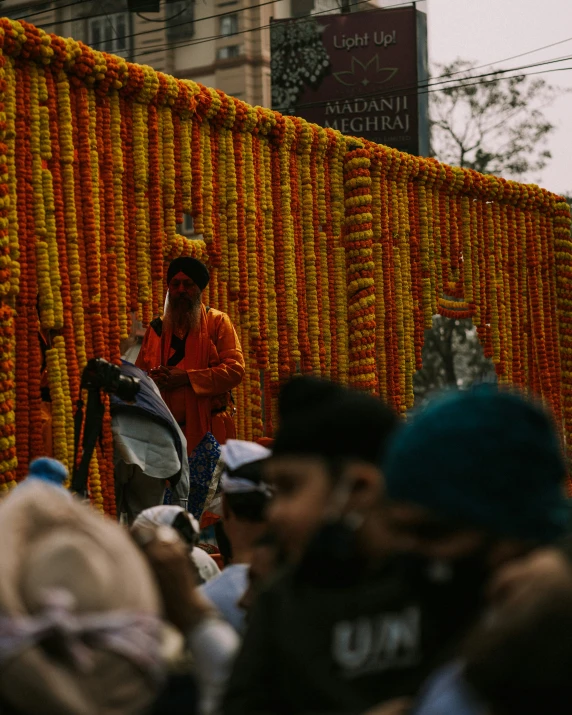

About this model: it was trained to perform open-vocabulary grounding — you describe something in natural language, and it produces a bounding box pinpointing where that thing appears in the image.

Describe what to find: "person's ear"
[342,462,382,515]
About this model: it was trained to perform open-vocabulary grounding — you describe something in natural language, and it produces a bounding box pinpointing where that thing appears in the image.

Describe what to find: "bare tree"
[430,59,559,180]
[413,60,562,404]
[413,317,495,405]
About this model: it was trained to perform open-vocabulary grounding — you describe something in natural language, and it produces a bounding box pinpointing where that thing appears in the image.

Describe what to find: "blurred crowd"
[1,376,572,715]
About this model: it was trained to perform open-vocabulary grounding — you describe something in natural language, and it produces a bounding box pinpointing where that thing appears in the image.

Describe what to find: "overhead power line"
[5,0,398,61]
[73,0,283,50]
[8,0,572,110]
[9,0,572,72]
[11,0,572,86]
[289,52,572,112]
[126,0,422,60]
[435,35,572,81]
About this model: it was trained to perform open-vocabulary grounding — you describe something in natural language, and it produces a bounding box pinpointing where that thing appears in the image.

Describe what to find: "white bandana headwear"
[220,439,271,495]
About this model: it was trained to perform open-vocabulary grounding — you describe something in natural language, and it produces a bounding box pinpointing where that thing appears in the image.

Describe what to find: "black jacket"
[223,558,479,715]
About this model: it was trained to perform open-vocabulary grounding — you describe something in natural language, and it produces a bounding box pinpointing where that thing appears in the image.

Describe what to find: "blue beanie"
[382,389,568,543]
[27,457,69,487]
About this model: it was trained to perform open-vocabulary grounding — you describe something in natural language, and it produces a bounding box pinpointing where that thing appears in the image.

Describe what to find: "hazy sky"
[426,0,572,195]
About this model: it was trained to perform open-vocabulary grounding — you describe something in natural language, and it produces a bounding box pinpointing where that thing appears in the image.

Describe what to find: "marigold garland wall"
[0,18,571,504]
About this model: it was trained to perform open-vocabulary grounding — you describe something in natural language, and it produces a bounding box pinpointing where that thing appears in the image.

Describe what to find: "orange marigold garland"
[14,63,32,478]
[5,56,19,301]
[417,169,433,329]
[542,209,562,424]
[2,16,572,498]
[343,145,377,393]
[289,127,311,372]
[407,166,423,373]
[147,101,163,316]
[44,67,80,400]
[553,196,572,478]
[20,59,44,464]
[306,126,326,373]
[323,133,339,381]
[281,118,301,370]
[0,304,17,491]
[0,44,16,490]
[270,121,291,381]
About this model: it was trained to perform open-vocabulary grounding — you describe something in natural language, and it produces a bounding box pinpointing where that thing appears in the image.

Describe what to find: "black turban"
[278,376,344,421]
[167,257,210,290]
[273,378,398,465]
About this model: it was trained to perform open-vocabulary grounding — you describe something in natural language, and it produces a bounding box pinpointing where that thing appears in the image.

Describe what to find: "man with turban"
[136,257,245,456]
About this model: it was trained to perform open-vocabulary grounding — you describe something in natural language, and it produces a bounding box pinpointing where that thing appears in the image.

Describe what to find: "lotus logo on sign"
[333,56,398,87]
[270,6,429,157]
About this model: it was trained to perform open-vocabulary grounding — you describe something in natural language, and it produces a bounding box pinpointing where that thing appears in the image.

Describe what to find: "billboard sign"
[271,6,429,156]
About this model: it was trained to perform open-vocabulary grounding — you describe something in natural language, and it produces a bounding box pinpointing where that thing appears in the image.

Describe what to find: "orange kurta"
[136,305,245,454]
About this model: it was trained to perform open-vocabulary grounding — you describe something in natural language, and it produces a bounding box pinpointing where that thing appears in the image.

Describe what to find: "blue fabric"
[382,388,568,543]
[28,457,68,486]
[111,360,184,486]
[413,663,483,715]
[187,432,221,520]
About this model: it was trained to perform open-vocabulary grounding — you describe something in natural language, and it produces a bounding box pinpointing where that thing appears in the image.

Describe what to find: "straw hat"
[0,481,163,715]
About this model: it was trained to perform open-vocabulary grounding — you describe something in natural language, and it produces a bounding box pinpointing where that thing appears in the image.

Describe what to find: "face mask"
[294,517,369,587]
[293,476,368,588]
[389,543,494,639]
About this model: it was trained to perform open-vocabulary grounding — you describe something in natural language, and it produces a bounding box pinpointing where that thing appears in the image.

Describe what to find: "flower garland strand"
[13,63,32,478]
[2,16,572,496]
[343,145,377,394]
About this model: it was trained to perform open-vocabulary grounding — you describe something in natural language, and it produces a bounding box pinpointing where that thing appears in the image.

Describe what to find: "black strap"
[71,388,105,496]
[150,317,163,337]
[167,332,188,367]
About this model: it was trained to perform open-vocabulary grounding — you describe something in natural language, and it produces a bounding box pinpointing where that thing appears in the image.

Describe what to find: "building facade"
[0,0,369,107]
[0,0,377,241]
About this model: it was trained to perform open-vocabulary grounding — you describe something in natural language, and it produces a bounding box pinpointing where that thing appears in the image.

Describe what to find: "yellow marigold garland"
[299,125,321,374]
[261,139,279,385]
[132,101,151,310]
[29,64,55,329]
[45,343,68,467]
[1,16,571,495]
[110,91,128,339]
[180,115,192,214]
[280,119,300,365]
[56,70,86,368]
